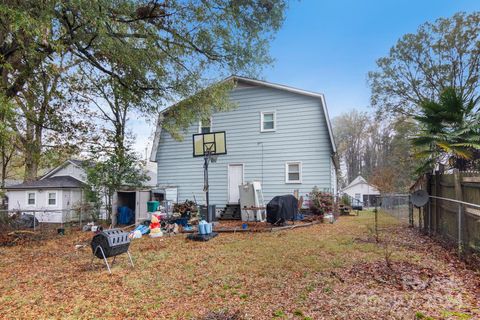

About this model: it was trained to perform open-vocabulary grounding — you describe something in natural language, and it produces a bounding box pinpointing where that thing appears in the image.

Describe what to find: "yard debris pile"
[211,219,322,233]
[0,230,49,246]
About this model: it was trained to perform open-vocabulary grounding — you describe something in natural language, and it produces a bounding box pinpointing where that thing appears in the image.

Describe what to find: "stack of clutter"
[82,222,102,232]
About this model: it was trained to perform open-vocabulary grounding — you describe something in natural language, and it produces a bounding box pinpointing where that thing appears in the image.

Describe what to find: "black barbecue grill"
[91,228,134,273]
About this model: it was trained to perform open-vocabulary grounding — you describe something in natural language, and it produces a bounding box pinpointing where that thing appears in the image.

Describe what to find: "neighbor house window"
[199,118,212,133]
[27,192,35,205]
[48,192,57,206]
[286,162,302,183]
[261,111,276,132]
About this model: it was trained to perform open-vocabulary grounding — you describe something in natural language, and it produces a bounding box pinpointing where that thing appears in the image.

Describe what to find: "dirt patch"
[197,310,244,320]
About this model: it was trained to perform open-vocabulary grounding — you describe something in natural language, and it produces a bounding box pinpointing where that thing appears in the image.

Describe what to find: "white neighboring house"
[6,159,158,224]
[6,160,87,223]
[340,176,380,207]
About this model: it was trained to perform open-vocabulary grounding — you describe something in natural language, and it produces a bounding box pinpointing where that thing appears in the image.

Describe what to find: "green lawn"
[0,212,478,319]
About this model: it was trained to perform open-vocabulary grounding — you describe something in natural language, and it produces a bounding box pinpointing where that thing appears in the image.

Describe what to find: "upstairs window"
[48,192,57,206]
[27,192,36,205]
[199,118,212,133]
[286,162,302,183]
[261,111,276,132]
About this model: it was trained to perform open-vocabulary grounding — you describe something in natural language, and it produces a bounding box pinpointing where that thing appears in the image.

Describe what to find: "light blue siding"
[156,85,334,206]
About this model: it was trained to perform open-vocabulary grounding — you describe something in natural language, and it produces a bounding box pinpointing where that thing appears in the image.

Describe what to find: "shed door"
[136,191,151,222]
[228,164,244,204]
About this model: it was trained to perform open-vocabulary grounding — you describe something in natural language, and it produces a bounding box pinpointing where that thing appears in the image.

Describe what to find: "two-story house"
[150,76,338,214]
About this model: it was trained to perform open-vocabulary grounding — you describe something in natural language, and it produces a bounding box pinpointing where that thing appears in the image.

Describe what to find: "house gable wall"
[342,182,380,199]
[47,162,86,182]
[155,85,335,206]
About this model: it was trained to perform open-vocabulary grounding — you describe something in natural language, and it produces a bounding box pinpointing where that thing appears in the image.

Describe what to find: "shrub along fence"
[410,170,480,259]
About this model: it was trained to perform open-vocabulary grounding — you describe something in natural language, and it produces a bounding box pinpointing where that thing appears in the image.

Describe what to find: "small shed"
[340,176,380,207]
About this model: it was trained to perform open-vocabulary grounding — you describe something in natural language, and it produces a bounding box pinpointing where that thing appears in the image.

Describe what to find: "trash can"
[200,205,216,222]
[147,201,159,212]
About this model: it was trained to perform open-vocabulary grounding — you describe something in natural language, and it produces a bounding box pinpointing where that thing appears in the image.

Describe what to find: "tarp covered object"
[266,195,298,224]
[118,206,134,225]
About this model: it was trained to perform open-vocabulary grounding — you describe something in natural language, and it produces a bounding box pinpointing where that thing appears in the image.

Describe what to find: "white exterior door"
[228,164,244,203]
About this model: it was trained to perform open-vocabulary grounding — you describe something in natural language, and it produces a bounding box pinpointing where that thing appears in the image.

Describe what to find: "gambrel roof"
[149,75,336,162]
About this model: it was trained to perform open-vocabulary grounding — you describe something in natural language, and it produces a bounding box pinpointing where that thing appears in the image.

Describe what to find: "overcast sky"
[132,0,480,160]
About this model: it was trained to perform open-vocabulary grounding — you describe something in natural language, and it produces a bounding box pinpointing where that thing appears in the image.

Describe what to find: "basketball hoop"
[192,131,227,220]
[193,131,226,157]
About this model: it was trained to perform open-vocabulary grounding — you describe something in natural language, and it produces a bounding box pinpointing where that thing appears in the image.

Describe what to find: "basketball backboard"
[193,131,227,157]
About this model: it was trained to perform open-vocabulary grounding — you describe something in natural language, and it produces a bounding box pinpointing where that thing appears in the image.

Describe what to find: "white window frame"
[260,111,276,132]
[26,191,36,206]
[198,117,213,133]
[285,161,302,184]
[47,191,57,206]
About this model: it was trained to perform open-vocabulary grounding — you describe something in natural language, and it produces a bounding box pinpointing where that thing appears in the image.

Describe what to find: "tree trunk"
[0,142,7,188]
[24,151,39,182]
[23,133,42,182]
[21,106,44,182]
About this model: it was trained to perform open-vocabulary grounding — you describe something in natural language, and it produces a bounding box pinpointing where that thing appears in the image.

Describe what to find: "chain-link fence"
[0,208,106,236]
[379,173,480,263]
[378,194,412,224]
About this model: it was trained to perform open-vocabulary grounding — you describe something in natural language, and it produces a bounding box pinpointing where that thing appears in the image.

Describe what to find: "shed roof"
[7,176,85,190]
[341,176,379,193]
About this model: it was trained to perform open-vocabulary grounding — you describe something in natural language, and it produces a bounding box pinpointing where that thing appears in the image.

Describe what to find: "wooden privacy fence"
[411,170,480,256]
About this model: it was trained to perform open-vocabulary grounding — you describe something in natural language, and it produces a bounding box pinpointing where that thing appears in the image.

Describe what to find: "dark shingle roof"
[7,176,85,190]
[69,159,88,167]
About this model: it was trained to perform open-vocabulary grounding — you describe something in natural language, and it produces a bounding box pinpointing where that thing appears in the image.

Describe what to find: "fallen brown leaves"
[0,212,478,319]
[0,230,50,246]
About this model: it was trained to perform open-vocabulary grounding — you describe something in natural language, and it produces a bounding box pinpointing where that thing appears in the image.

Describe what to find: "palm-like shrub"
[412,87,480,173]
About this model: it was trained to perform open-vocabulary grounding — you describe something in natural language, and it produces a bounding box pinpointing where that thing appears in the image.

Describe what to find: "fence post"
[408,195,413,227]
[418,205,422,232]
[433,171,440,234]
[453,169,463,254]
